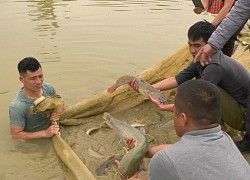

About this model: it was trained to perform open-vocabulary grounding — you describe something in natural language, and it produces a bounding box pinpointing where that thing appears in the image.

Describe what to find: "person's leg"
[220,21,247,57]
[219,87,245,131]
[244,94,250,139]
[235,88,250,153]
[221,38,235,57]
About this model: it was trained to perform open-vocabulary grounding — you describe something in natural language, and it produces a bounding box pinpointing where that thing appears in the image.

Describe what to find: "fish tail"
[107,86,116,93]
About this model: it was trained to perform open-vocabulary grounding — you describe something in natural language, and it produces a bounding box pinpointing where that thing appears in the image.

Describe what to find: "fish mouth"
[103,113,117,130]
[105,119,115,129]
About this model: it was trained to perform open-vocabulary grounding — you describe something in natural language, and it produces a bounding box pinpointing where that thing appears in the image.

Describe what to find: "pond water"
[0,0,215,179]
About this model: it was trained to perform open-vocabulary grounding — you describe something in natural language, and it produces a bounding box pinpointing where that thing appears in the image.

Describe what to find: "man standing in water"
[9,57,61,140]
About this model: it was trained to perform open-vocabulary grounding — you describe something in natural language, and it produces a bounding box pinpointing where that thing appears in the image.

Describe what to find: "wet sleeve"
[9,104,25,127]
[44,83,57,96]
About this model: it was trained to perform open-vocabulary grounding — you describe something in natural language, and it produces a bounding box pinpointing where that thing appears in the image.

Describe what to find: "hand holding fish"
[148,93,174,112]
[114,160,139,179]
[103,113,148,178]
[115,159,146,180]
[126,138,136,149]
[128,79,139,92]
[107,75,167,104]
[50,112,61,121]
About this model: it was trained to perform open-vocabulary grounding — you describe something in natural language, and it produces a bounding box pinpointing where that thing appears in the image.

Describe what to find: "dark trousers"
[220,21,247,57]
[244,87,250,140]
[219,87,245,131]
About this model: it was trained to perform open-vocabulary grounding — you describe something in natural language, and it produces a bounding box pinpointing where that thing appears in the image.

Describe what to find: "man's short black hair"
[18,57,42,75]
[188,21,216,43]
[175,79,221,126]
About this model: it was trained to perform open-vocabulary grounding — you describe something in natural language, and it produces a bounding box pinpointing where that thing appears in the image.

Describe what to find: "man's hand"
[45,125,60,137]
[115,160,142,180]
[193,7,203,14]
[129,79,139,92]
[148,93,174,111]
[126,138,136,149]
[194,44,216,66]
[146,144,173,158]
[148,93,164,109]
[50,112,61,121]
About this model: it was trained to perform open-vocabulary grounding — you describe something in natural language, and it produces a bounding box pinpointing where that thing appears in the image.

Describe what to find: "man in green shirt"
[9,57,62,140]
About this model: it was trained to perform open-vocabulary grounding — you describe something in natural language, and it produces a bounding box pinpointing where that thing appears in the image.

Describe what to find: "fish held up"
[103,112,148,178]
[107,75,167,103]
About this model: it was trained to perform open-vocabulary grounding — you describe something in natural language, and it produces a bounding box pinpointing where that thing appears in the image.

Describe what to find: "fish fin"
[107,86,116,93]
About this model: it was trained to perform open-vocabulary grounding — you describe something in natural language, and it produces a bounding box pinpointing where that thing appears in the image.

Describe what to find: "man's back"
[148,126,250,180]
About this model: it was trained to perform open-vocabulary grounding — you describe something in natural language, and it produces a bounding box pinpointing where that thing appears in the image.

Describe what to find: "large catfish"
[103,112,148,178]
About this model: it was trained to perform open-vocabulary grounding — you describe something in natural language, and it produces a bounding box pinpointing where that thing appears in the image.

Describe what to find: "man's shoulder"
[209,50,224,62]
[42,83,56,95]
[10,90,26,106]
[210,50,238,63]
[210,51,249,72]
[9,92,30,113]
[207,51,231,70]
[157,141,189,160]
[42,82,54,89]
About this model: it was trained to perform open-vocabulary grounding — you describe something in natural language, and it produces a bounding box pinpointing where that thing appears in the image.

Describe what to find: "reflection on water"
[27,0,59,33]
[85,0,183,11]
[24,0,189,37]
[8,0,201,66]
[26,0,61,61]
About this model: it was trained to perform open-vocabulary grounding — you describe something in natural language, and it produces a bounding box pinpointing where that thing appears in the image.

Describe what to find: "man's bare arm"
[146,144,173,158]
[153,77,178,91]
[10,125,59,140]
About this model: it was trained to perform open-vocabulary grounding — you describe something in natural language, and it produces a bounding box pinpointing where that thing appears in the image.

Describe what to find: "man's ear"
[19,76,24,83]
[180,112,188,126]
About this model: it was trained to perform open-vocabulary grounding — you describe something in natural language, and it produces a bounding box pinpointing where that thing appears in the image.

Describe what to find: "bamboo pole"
[52,135,96,180]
